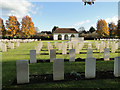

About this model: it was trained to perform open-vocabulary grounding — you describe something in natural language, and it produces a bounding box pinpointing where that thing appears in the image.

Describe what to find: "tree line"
[0,15,36,38]
[96,19,120,38]
[1,16,120,39]
[79,19,120,38]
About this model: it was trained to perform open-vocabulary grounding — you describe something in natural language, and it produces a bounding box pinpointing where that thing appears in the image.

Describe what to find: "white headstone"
[35,46,40,54]
[16,60,29,84]
[85,58,96,78]
[111,42,116,53]
[69,49,75,62]
[30,50,36,63]
[2,44,7,52]
[62,44,67,55]
[69,43,72,49]
[50,49,56,62]
[106,41,109,48]
[53,59,64,80]
[16,42,20,47]
[99,43,104,53]
[114,57,120,77]
[104,48,110,61]
[79,43,83,51]
[11,43,14,49]
[87,49,93,58]
[88,44,92,49]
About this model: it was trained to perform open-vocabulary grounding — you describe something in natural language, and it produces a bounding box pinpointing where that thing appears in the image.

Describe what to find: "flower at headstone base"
[70,71,81,79]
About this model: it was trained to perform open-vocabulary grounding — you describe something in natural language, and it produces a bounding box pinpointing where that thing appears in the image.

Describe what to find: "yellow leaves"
[0,18,6,36]
[1,15,36,38]
[21,15,35,37]
[97,19,109,36]
[6,16,20,37]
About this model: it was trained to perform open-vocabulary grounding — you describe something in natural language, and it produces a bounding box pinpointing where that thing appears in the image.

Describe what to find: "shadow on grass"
[29,58,114,63]
[12,71,120,85]
[82,48,97,50]
[38,51,120,55]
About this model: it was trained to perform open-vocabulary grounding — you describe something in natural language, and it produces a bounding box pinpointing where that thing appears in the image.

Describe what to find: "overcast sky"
[0,0,119,31]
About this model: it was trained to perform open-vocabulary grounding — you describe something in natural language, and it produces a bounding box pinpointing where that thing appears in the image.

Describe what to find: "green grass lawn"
[2,40,120,89]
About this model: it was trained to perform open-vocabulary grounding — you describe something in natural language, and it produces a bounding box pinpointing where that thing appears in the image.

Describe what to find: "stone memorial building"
[53,28,79,40]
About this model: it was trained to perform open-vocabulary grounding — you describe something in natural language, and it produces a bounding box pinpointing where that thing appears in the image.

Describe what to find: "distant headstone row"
[94,40,119,53]
[0,39,38,43]
[95,38,119,41]
[1,42,18,52]
[1,39,38,52]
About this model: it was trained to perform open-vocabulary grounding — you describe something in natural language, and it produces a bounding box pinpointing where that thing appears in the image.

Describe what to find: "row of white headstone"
[1,42,20,52]
[16,56,120,84]
[94,41,119,53]
[33,40,119,57]
[29,47,111,64]
[1,39,37,52]
[0,39,38,43]
[48,41,118,56]
[98,38,119,41]
[51,41,84,55]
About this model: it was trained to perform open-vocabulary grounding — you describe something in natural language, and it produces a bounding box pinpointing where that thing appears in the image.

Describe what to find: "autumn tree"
[0,18,6,37]
[96,19,109,37]
[116,20,120,37]
[108,22,117,37]
[21,15,35,38]
[6,16,20,37]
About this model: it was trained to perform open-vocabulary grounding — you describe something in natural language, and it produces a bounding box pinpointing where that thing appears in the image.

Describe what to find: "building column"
[54,34,58,40]
[62,34,64,40]
[68,34,71,40]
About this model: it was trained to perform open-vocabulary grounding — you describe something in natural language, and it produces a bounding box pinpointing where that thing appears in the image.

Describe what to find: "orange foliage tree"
[108,22,117,36]
[96,19,109,37]
[0,18,6,37]
[6,16,20,37]
[117,20,120,37]
[21,15,35,38]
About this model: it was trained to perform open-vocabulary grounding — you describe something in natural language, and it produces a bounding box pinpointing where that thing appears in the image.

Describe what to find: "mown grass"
[2,40,120,89]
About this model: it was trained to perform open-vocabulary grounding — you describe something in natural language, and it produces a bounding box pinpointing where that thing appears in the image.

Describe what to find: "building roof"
[53,28,79,33]
[41,31,52,34]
